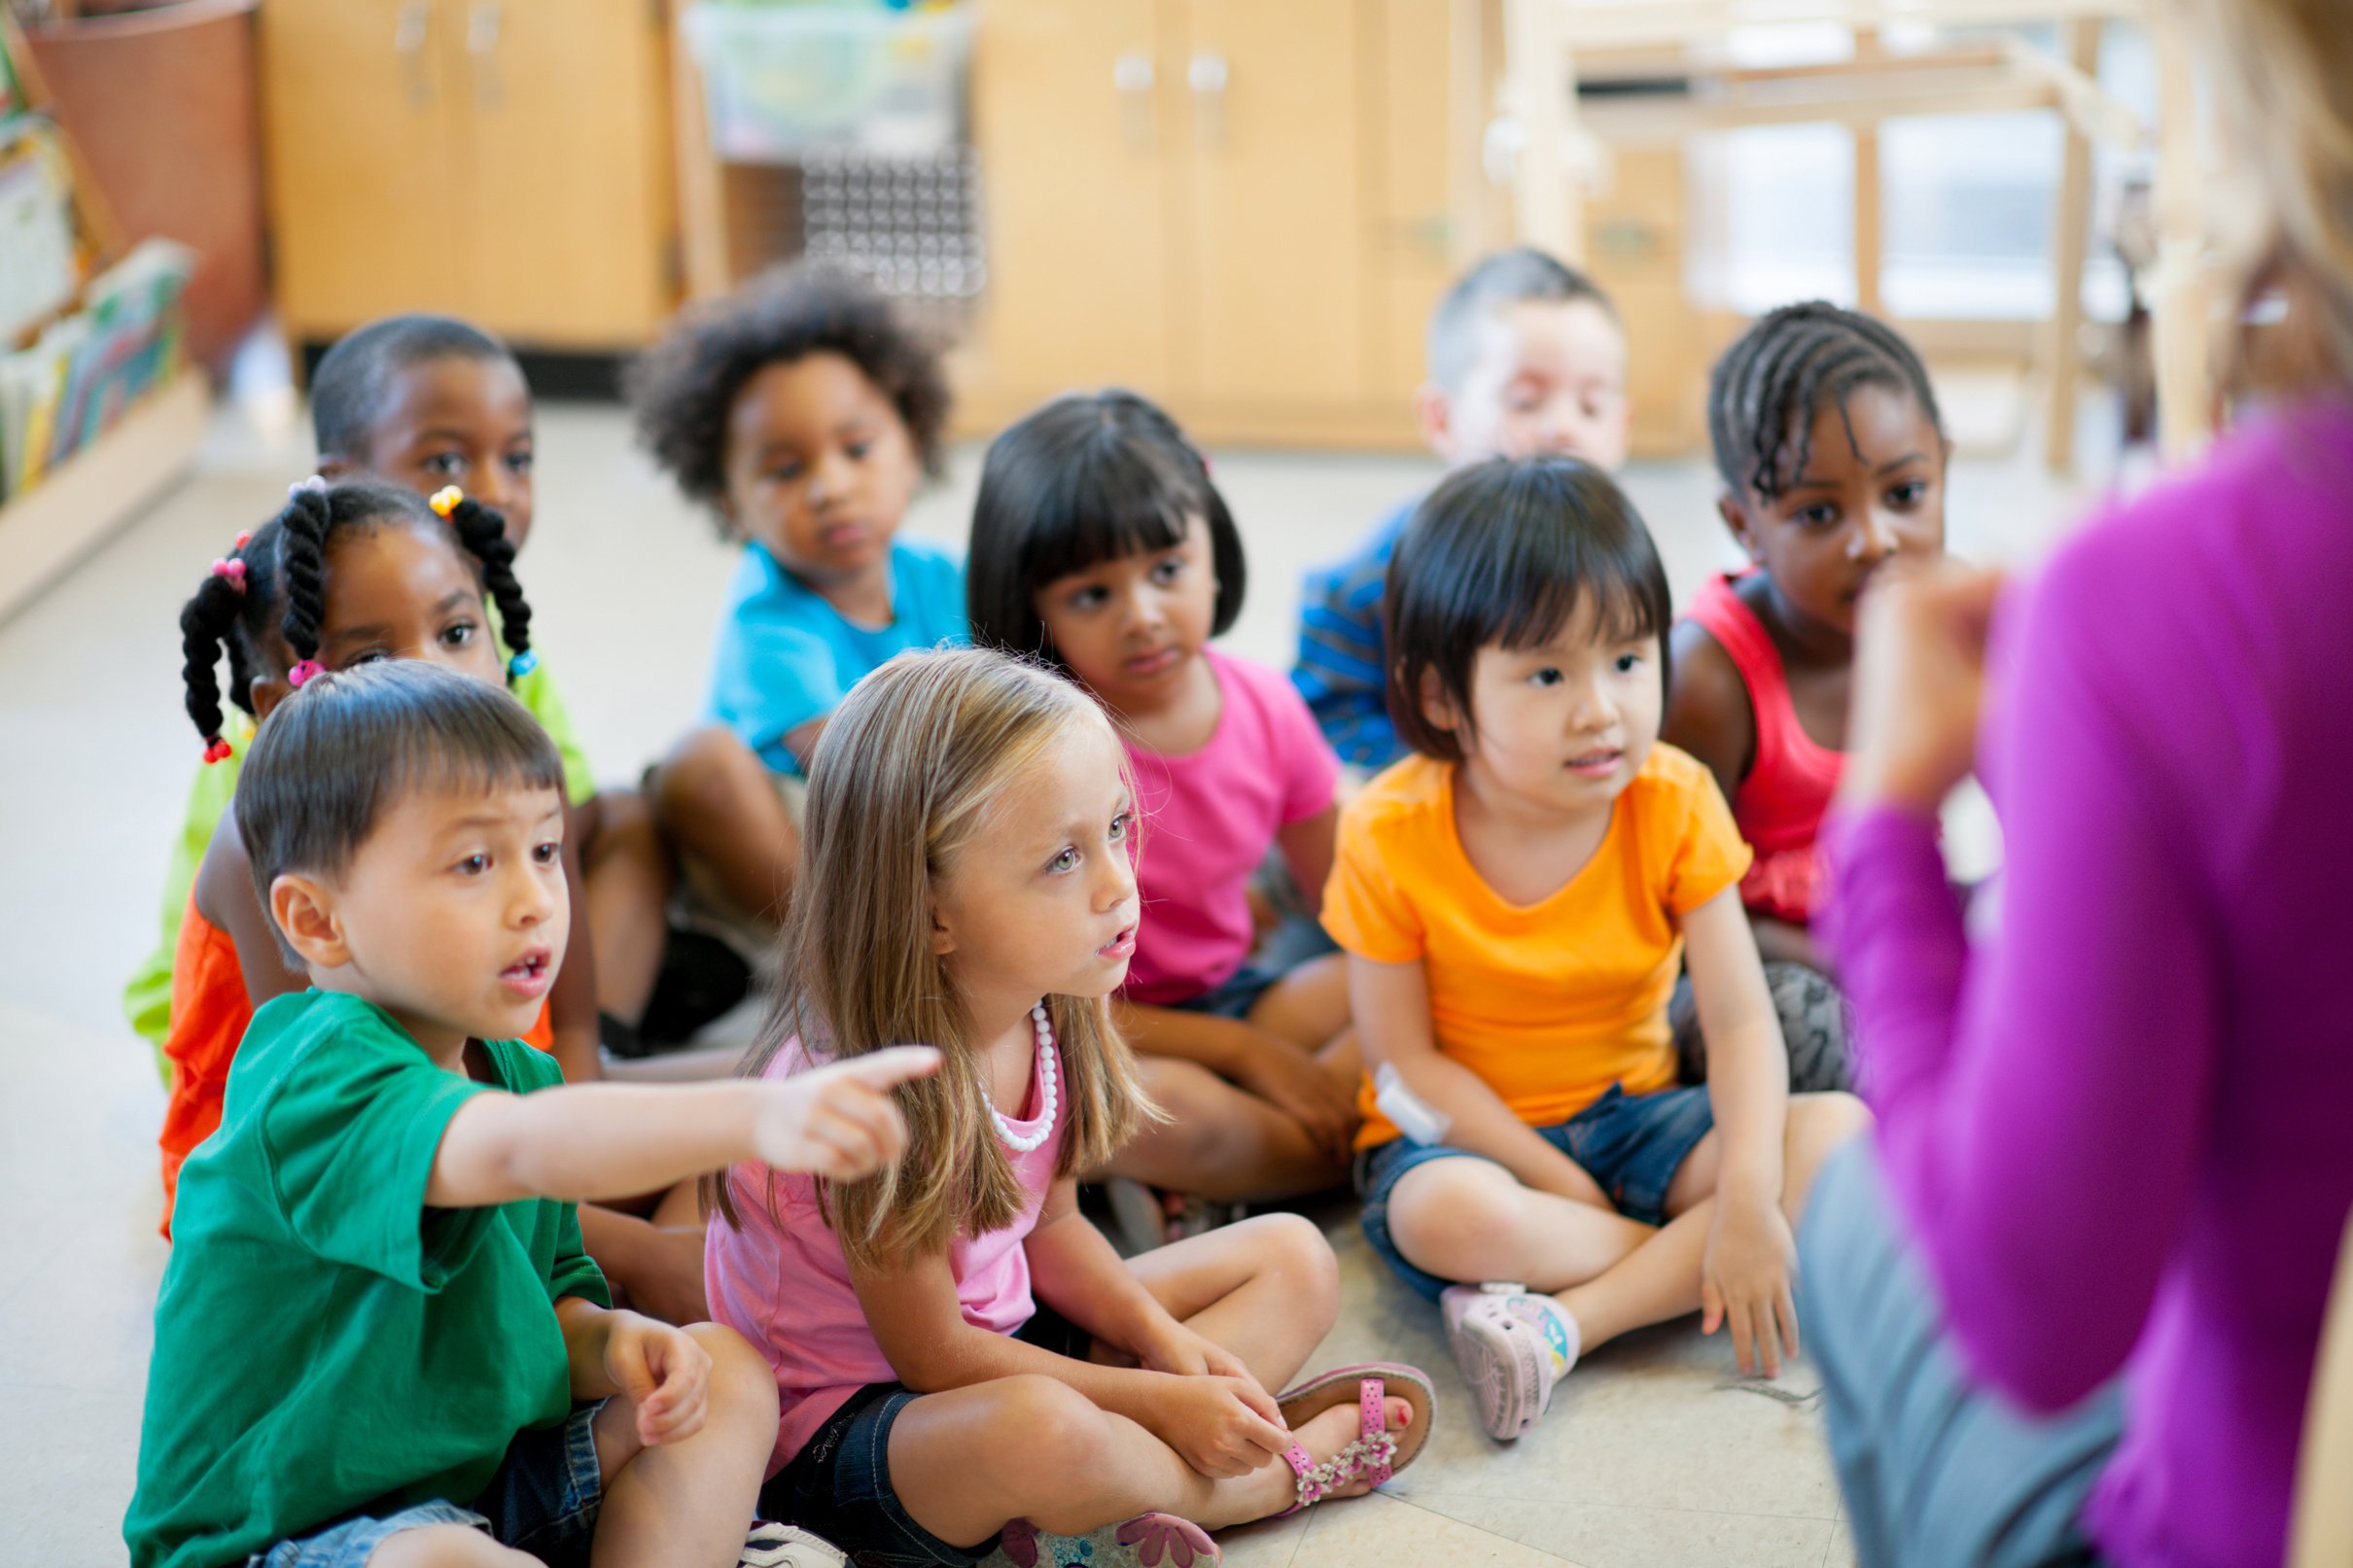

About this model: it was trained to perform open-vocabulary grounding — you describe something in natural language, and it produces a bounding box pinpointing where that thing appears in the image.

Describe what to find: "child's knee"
[654,726,761,824]
[364,1523,535,1568]
[1245,1211,1340,1321]
[1388,1162,1526,1264]
[1790,1091,1872,1164]
[982,1376,1108,1479]
[684,1320,783,1433]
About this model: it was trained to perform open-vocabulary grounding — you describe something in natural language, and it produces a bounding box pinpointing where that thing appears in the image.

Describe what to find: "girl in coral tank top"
[1666,302,1949,976]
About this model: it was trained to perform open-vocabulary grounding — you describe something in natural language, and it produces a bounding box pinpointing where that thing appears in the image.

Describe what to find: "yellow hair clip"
[428,485,465,518]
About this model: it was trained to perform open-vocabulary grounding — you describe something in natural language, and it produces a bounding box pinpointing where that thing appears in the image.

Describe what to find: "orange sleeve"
[1320,797,1427,965]
[158,899,254,1238]
[524,1002,555,1057]
[1662,749,1756,917]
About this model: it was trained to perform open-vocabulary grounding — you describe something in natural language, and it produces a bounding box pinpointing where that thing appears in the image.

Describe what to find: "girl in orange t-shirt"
[1324,455,1869,1444]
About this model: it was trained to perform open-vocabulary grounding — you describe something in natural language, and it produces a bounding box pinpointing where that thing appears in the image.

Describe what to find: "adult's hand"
[1842,560,2005,815]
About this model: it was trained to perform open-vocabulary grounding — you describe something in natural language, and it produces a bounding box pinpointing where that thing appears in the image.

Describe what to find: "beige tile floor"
[0,386,2116,1565]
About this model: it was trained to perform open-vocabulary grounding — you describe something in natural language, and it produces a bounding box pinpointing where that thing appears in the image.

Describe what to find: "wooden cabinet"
[261,0,675,351]
[966,0,1449,447]
[966,0,1703,453]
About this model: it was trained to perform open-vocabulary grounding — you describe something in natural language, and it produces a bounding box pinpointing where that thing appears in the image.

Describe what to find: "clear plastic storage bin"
[683,3,973,162]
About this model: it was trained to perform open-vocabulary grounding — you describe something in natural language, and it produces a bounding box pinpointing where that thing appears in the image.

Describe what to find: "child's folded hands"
[752,1045,942,1180]
[1144,1370,1293,1480]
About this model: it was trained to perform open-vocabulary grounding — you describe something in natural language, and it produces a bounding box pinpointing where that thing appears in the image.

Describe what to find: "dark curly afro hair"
[625,265,951,535]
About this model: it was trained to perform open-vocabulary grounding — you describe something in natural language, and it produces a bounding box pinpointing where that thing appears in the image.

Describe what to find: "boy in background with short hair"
[1293,249,1631,770]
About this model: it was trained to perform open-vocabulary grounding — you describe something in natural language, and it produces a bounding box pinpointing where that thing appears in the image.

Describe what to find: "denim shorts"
[758,1307,1092,1568]
[1356,1083,1716,1302]
[1172,963,1284,1021]
[250,1401,607,1567]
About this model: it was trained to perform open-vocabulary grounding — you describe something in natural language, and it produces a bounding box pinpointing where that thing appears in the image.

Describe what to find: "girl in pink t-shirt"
[965,391,1361,1224]
[705,648,1432,1567]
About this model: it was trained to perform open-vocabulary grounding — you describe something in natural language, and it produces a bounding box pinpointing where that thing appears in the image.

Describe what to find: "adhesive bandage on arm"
[1374,1062,1451,1146]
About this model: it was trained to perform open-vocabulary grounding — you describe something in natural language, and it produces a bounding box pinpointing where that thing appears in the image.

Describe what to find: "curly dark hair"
[624,265,951,533]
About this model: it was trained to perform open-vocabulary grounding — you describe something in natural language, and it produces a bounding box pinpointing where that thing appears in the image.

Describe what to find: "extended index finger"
[833,1044,944,1089]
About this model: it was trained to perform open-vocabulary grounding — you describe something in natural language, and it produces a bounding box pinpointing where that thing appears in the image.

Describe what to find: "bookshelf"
[0,11,207,626]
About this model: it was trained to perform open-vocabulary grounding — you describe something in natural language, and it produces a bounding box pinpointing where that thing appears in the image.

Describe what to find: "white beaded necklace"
[984,1003,1060,1153]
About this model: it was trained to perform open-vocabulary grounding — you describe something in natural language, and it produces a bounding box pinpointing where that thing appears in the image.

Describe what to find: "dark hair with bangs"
[1385,455,1671,763]
[236,661,565,964]
[965,390,1246,666]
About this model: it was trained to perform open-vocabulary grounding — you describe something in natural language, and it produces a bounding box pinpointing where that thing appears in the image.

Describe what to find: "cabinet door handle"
[1113,52,1155,154]
[394,1,432,107]
[1188,51,1228,151]
[467,2,505,111]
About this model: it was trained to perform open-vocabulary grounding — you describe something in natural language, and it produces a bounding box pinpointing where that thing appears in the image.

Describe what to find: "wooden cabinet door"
[453,0,674,346]
[262,0,467,336]
[1177,0,1364,410]
[972,0,1176,404]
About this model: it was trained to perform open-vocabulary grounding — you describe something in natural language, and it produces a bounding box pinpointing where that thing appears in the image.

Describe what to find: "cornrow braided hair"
[1707,301,1946,503]
[175,476,540,760]
[429,486,535,677]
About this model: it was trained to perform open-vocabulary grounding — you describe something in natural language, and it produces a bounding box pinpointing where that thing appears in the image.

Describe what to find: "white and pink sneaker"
[1438,1282,1580,1441]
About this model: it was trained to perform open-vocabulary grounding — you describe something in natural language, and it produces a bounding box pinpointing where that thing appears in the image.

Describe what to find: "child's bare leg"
[1245,957,1350,1048]
[1556,1092,1872,1354]
[1104,1058,1347,1201]
[1243,962,1361,1090]
[882,1377,1404,1547]
[368,1527,535,1566]
[588,1323,777,1567]
[1385,1157,1655,1293]
[1099,1212,1338,1390]
[576,1205,709,1326]
[581,790,673,1026]
[650,726,798,926]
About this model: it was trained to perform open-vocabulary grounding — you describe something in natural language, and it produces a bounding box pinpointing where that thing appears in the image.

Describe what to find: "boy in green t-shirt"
[126,661,937,1568]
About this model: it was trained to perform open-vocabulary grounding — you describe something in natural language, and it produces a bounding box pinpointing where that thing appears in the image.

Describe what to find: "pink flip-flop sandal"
[1271,1363,1436,1514]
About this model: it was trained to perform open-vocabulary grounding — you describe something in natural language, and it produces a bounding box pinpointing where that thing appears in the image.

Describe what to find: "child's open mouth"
[1124,646,1181,678]
[1097,926,1138,961]
[1564,749,1623,779]
[500,949,555,998]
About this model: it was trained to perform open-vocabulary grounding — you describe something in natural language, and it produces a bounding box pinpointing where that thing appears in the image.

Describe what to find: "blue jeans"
[1357,1082,1717,1302]
[1800,1143,2124,1568]
[251,1401,607,1567]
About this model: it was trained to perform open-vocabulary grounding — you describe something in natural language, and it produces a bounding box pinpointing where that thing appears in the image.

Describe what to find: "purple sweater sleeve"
[1827,560,2226,1412]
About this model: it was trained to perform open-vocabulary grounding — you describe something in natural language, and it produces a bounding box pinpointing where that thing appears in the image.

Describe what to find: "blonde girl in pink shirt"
[704,648,1433,1568]
[966,392,1361,1232]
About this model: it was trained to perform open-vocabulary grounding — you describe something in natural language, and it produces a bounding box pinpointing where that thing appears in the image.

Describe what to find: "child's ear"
[1413,383,1457,462]
[270,873,350,970]
[1716,493,1763,562]
[928,894,958,958]
[1415,666,1464,738]
[250,675,291,721]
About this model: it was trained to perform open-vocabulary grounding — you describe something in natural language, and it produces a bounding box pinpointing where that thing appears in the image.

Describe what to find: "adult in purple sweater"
[1796,3,2353,1564]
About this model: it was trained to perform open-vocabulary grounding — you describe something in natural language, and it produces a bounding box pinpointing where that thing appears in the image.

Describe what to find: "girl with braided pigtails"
[159,477,710,1321]
[1661,302,1950,1091]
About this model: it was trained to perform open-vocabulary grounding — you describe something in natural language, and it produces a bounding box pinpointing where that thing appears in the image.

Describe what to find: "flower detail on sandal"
[1113,1514,1216,1567]
[1278,1376,1404,1514]
[982,1514,1217,1568]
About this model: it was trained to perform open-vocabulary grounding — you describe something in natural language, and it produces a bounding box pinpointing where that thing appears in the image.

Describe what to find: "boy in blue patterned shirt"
[1293,250,1631,768]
